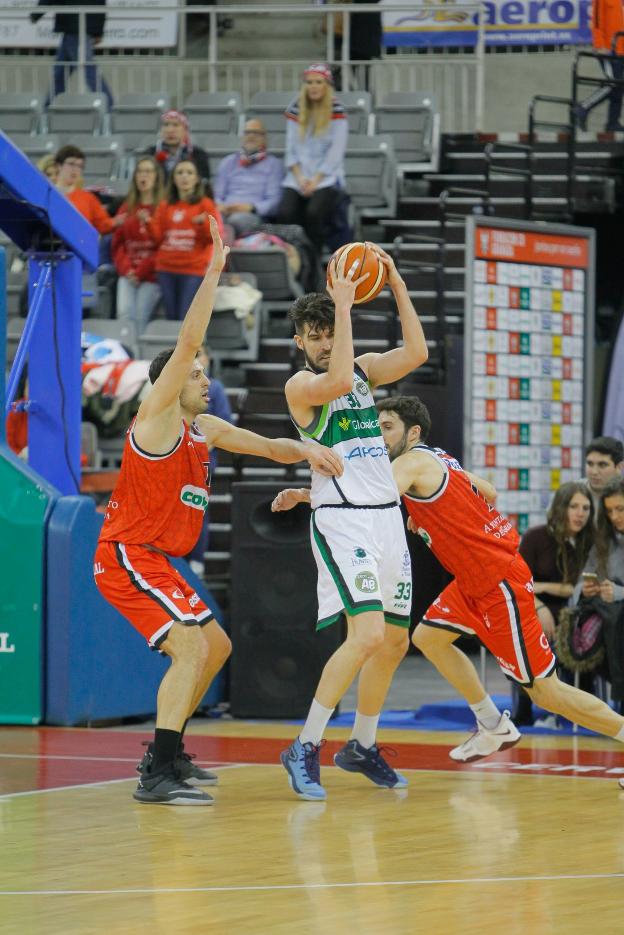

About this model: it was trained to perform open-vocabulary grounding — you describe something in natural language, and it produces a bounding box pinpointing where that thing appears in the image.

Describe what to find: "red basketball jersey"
[98,420,210,556]
[403,446,519,598]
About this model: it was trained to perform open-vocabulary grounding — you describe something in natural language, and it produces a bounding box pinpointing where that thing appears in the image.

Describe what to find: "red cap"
[303,63,334,84]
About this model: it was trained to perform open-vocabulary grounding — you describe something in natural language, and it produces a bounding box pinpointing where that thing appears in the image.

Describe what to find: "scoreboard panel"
[464,218,595,534]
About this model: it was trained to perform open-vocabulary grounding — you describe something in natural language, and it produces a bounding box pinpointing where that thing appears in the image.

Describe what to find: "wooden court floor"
[1,721,623,935]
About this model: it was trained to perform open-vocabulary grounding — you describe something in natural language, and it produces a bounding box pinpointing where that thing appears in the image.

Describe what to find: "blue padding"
[45,496,224,725]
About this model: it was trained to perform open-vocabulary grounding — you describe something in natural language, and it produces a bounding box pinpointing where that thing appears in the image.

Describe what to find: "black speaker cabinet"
[230,481,343,718]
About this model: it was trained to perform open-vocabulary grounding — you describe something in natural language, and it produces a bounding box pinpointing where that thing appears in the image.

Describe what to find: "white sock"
[470,695,501,730]
[350,711,380,750]
[614,725,624,743]
[299,698,335,746]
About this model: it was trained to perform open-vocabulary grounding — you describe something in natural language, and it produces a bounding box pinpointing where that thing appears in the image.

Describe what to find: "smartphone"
[582,572,599,582]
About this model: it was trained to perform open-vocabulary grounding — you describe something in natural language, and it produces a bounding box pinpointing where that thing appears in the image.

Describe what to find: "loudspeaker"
[230,481,343,718]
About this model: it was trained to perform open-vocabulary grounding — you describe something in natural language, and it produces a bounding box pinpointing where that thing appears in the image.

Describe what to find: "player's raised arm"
[357,246,428,389]
[138,217,228,422]
[196,415,344,476]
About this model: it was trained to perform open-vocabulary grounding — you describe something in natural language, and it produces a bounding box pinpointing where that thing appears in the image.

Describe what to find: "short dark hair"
[55,144,85,165]
[377,395,432,444]
[585,436,624,466]
[289,292,335,336]
[148,347,176,385]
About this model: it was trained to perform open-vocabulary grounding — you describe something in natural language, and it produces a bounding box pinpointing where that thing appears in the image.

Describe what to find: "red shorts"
[422,553,556,686]
[94,541,214,650]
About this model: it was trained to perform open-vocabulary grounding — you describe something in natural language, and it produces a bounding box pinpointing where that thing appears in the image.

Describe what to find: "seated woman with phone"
[573,477,624,711]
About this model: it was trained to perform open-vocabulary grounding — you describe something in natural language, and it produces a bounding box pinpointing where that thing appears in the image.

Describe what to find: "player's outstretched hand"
[207,216,228,275]
[271,488,309,512]
[368,242,403,289]
[303,441,344,476]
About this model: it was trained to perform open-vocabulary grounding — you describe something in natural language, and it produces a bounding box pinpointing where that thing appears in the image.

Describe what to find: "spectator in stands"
[31,0,113,108]
[186,342,234,576]
[276,63,348,254]
[144,110,211,194]
[55,144,123,235]
[37,153,59,184]
[583,435,624,518]
[147,159,223,321]
[112,156,165,336]
[574,0,624,131]
[214,119,284,236]
[573,477,624,711]
[511,482,595,725]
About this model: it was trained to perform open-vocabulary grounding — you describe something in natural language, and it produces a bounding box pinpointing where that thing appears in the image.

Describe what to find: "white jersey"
[291,363,399,509]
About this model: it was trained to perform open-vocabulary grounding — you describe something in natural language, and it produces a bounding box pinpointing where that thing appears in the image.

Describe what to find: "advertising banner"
[464,217,595,534]
[381,0,592,48]
[0,0,178,49]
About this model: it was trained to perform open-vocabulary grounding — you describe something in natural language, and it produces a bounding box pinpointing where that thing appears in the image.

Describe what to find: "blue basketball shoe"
[281,737,326,800]
[334,740,408,788]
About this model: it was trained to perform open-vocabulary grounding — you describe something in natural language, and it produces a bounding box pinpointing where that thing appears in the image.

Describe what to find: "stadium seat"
[110,93,171,151]
[373,92,441,174]
[138,319,182,359]
[71,135,125,181]
[46,92,109,136]
[81,421,102,470]
[344,134,398,223]
[6,316,25,363]
[246,91,295,149]
[0,93,43,135]
[3,243,27,319]
[207,271,262,365]
[227,248,303,302]
[183,91,243,137]
[81,318,139,359]
[338,90,372,135]
[7,133,60,164]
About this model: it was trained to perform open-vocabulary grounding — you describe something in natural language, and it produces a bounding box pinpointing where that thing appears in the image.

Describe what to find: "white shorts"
[310,505,412,631]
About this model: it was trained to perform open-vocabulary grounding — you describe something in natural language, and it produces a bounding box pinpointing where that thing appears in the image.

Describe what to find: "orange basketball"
[326,241,387,304]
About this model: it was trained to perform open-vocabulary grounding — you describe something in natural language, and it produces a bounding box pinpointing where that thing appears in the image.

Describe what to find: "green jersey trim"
[297,401,330,440]
[384,612,411,629]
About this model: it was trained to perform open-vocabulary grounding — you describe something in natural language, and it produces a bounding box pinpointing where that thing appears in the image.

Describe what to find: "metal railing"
[0,3,486,132]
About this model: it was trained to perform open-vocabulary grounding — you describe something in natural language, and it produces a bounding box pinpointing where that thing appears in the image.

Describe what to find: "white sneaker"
[533,714,560,730]
[618,778,624,790]
[449,711,521,763]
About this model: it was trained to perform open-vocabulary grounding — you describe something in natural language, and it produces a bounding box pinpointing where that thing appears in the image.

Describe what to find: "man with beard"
[377,395,624,773]
[275,246,428,800]
[94,218,344,806]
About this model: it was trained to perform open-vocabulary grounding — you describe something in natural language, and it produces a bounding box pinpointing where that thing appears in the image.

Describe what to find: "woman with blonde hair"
[112,156,165,334]
[37,153,59,184]
[276,63,348,253]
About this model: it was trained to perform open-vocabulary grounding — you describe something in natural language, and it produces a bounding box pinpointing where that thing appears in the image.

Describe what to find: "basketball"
[326,241,388,304]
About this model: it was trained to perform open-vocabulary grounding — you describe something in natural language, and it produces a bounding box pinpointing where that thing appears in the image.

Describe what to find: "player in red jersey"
[94,217,344,806]
[377,395,624,766]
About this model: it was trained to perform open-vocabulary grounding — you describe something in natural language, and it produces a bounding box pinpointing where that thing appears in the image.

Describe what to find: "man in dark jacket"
[31,0,113,107]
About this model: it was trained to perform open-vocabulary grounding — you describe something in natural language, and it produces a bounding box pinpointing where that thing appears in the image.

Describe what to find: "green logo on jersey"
[181,484,209,511]
[356,380,368,396]
[354,547,367,558]
[338,416,351,432]
[355,571,378,593]
[417,527,432,548]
